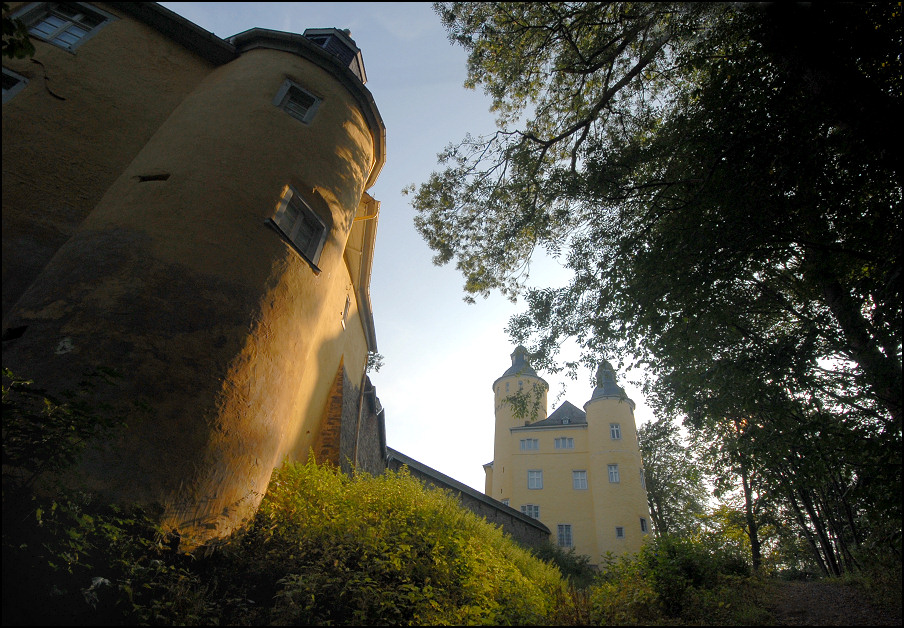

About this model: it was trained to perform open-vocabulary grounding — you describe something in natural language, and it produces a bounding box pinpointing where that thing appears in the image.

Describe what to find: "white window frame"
[527,469,543,490]
[273,79,321,124]
[554,436,574,449]
[608,464,620,483]
[520,504,539,519]
[520,438,539,452]
[501,498,510,507]
[615,526,625,539]
[557,524,573,548]
[341,295,350,329]
[269,184,328,271]
[610,423,622,440]
[14,2,116,52]
[640,467,646,489]
[572,470,588,490]
[2,67,29,104]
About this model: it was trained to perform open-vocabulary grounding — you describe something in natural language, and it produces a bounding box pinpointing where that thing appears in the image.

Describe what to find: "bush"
[589,534,768,625]
[3,455,569,625]
[239,457,565,625]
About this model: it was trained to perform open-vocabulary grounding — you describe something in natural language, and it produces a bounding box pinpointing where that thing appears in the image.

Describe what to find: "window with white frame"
[2,67,28,103]
[640,517,648,533]
[17,2,115,52]
[520,504,539,519]
[608,464,620,483]
[527,470,543,489]
[557,524,573,548]
[269,184,328,270]
[615,526,625,539]
[273,79,321,124]
[554,436,574,449]
[501,498,509,507]
[572,470,588,490]
[610,423,622,439]
[640,467,646,489]
[520,438,539,451]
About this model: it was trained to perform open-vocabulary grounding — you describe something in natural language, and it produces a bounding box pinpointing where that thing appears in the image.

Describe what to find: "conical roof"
[587,360,634,408]
[493,346,547,389]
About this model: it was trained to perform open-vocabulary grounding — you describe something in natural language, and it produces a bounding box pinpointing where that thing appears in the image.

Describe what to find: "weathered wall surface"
[1,2,216,320]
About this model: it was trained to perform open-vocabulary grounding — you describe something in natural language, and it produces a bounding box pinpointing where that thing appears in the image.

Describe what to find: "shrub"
[240,457,566,625]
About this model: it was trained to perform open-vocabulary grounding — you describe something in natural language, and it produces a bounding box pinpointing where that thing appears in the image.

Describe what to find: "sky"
[161,2,655,493]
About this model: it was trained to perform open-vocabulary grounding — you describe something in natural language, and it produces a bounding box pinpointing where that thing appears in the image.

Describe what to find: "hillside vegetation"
[0,456,810,626]
[2,369,899,625]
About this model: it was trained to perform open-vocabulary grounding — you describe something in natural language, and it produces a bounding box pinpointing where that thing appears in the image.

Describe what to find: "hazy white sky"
[161,2,654,492]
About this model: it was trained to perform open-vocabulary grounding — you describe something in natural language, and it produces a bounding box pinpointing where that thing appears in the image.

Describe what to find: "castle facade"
[485,347,652,563]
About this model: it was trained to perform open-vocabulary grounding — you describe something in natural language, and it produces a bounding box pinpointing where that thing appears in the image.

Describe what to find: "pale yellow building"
[484,347,652,563]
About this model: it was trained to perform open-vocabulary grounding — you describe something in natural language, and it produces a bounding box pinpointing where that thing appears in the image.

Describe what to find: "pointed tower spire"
[588,360,634,409]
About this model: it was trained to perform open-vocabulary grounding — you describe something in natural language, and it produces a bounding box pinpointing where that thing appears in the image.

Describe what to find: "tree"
[2,3,35,59]
[637,417,708,538]
[414,2,901,570]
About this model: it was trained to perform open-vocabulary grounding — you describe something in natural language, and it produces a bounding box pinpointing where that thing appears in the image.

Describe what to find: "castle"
[3,3,649,558]
[485,347,652,562]
[2,2,386,546]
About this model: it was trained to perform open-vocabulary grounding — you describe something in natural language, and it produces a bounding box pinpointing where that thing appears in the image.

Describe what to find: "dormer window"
[303,28,367,83]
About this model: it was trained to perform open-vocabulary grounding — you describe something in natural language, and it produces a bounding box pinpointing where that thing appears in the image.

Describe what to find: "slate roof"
[525,400,587,427]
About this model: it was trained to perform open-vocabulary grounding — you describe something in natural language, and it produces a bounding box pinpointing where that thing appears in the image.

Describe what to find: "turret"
[584,361,651,553]
[487,346,548,501]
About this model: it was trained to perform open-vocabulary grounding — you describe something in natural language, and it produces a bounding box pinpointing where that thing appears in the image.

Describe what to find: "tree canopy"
[413,2,902,572]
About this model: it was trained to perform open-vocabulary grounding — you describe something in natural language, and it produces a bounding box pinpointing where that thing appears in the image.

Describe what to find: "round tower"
[584,361,651,554]
[1,23,385,547]
[488,346,548,502]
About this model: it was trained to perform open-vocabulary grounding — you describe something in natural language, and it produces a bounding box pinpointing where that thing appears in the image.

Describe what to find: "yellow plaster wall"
[1,2,217,319]
[2,33,380,546]
[586,397,652,558]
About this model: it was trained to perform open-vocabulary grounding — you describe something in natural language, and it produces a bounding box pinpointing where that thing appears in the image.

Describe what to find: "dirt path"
[764,580,901,626]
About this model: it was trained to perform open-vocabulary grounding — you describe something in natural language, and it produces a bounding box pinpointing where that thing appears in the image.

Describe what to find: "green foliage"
[3,454,568,625]
[242,456,564,625]
[637,417,709,538]
[2,2,35,59]
[530,541,597,589]
[590,535,769,625]
[2,367,125,492]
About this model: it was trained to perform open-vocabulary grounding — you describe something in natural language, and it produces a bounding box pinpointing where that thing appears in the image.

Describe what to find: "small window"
[572,470,588,490]
[273,79,321,124]
[341,295,350,329]
[270,184,328,270]
[562,418,570,424]
[520,504,540,519]
[527,470,543,490]
[501,498,510,507]
[615,526,625,539]
[640,468,646,489]
[557,524,573,548]
[554,437,574,449]
[610,423,622,439]
[608,464,620,483]
[2,68,28,103]
[17,2,115,52]
[640,517,648,534]
[520,438,539,451]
